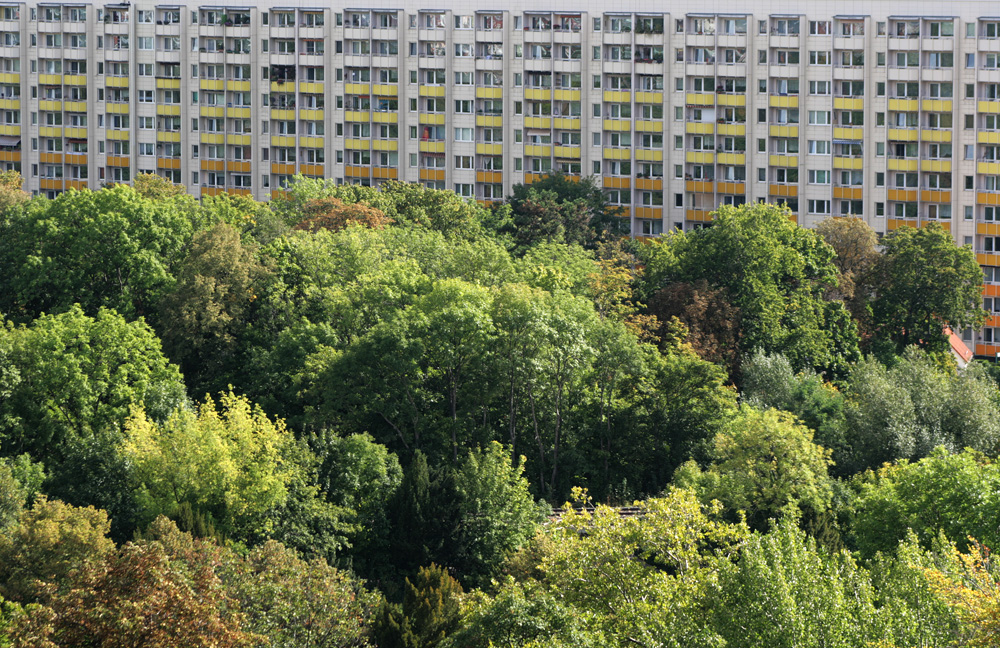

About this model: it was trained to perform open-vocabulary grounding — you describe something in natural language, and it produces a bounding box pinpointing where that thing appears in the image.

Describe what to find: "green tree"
[0,184,194,321]
[848,448,1000,558]
[541,489,748,648]
[505,173,626,248]
[157,222,268,394]
[441,581,597,648]
[42,430,141,543]
[675,408,834,529]
[714,519,882,648]
[639,202,860,377]
[840,349,1000,473]
[309,432,402,574]
[505,187,595,251]
[373,564,463,648]
[0,306,186,464]
[450,442,541,587]
[868,225,985,353]
[121,393,308,541]
[132,172,187,200]
[867,534,962,647]
[0,496,115,603]
[227,539,377,648]
[741,351,848,464]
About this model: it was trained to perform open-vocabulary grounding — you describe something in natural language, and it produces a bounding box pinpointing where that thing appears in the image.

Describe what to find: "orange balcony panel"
[227,161,252,173]
[603,176,630,190]
[984,284,1000,297]
[717,182,745,195]
[300,164,324,176]
[920,190,950,203]
[106,156,129,168]
[40,153,63,164]
[65,179,88,190]
[887,189,918,202]
[228,188,252,197]
[979,193,1000,206]
[372,167,398,179]
[613,206,631,219]
[39,179,64,190]
[978,253,1000,266]
[634,207,663,219]
[685,180,713,193]
[64,154,86,165]
[975,343,1000,358]
[685,209,714,222]
[833,187,863,200]
[636,178,663,191]
[476,171,503,184]
[769,184,798,197]
[271,163,296,175]
[201,160,225,172]
[887,218,917,231]
[345,165,370,178]
[525,173,544,184]
[419,169,445,182]
[976,223,1000,236]
[201,187,224,197]
[157,158,181,169]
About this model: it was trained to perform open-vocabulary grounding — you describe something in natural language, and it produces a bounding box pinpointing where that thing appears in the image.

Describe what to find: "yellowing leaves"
[122,392,297,536]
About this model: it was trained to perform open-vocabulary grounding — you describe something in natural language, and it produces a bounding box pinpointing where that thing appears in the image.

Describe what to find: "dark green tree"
[504,174,626,250]
[868,225,985,354]
[157,221,268,395]
[639,202,860,377]
[373,564,463,648]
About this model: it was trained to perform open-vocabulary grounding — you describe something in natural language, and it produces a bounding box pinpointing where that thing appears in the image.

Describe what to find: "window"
[774,138,798,154]
[808,140,831,155]
[771,18,799,35]
[775,168,798,184]
[928,21,954,37]
[808,170,831,184]
[895,51,919,68]
[809,51,830,66]
[926,52,954,68]
[808,111,831,125]
[808,199,831,214]
[809,81,831,96]
[839,51,864,67]
[809,20,831,35]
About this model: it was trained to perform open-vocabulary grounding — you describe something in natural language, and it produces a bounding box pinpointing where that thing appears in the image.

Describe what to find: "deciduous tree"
[868,225,985,353]
[0,306,186,463]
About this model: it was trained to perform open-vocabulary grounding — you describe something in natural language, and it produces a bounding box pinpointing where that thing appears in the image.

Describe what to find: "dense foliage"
[0,174,994,646]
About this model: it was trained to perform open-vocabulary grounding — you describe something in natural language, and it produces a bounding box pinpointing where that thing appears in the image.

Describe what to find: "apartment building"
[1,0,999,347]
